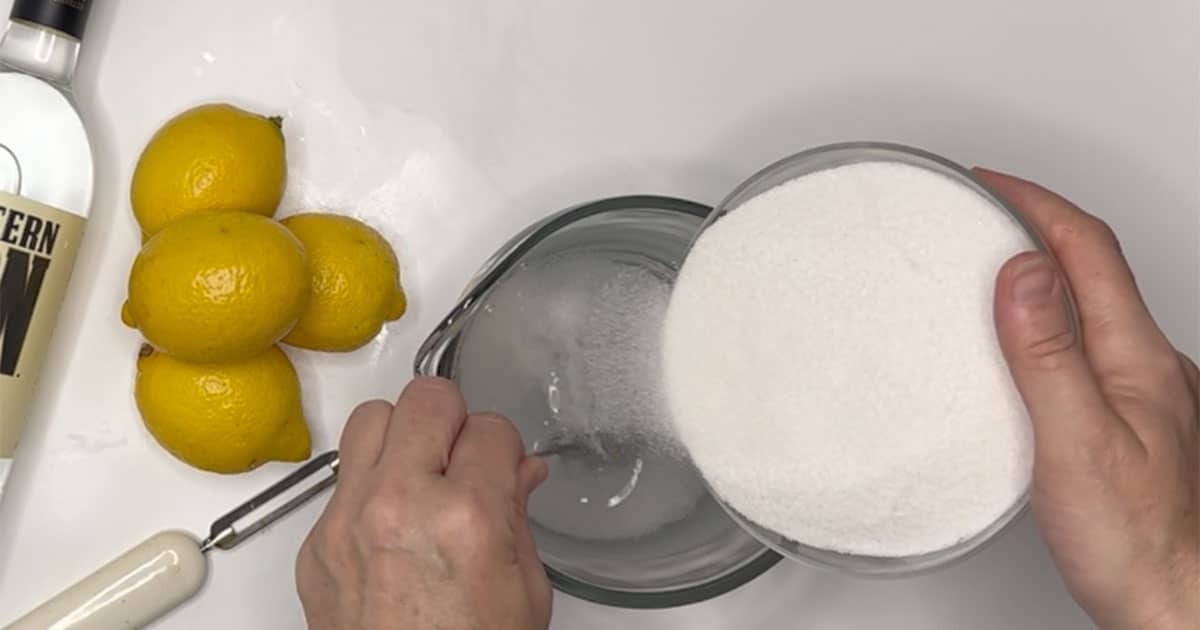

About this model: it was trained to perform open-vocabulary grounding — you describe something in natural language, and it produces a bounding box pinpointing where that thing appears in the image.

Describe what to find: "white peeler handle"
[4,530,208,630]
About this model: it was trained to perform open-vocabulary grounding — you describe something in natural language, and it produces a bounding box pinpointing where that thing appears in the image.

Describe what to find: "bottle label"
[0,191,85,467]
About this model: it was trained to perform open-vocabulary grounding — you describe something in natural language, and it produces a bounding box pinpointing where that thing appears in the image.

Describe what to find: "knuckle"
[350,399,394,420]
[341,400,393,448]
[1097,379,1149,412]
[1022,329,1078,366]
[400,377,465,419]
[472,411,513,427]
[468,412,522,444]
[406,376,461,399]
[437,488,495,541]
[360,495,409,541]
[1094,349,1193,401]
[1054,214,1120,252]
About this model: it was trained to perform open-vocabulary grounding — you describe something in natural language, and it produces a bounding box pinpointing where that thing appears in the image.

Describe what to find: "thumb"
[516,456,548,504]
[513,456,551,625]
[994,251,1116,452]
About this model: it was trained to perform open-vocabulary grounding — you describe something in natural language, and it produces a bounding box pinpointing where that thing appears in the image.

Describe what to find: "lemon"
[122,212,310,363]
[280,213,407,352]
[131,103,286,237]
[135,344,310,474]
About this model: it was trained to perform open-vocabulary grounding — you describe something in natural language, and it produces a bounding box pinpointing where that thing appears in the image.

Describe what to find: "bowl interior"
[416,197,779,607]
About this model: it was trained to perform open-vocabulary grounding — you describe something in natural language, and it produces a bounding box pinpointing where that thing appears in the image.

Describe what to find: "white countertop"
[1,0,1196,627]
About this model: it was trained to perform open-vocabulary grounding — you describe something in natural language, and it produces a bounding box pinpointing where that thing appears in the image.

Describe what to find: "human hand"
[981,168,1198,630]
[295,377,551,630]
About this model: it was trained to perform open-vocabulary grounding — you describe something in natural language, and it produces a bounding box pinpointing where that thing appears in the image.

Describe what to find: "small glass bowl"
[414,195,781,607]
[690,142,1069,577]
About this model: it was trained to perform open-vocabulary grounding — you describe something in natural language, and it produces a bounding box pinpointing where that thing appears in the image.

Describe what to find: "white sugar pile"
[663,161,1035,557]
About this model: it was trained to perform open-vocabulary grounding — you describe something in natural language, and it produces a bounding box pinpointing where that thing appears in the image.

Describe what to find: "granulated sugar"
[455,252,702,541]
[663,161,1035,557]
[578,264,684,459]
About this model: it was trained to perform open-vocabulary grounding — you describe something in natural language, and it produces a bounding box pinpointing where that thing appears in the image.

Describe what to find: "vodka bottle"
[0,0,94,498]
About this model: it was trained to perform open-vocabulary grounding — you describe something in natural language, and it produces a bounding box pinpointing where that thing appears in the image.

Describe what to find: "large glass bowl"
[687,142,1074,577]
[414,195,781,607]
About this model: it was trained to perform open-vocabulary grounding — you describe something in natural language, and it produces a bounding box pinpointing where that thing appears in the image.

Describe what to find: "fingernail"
[1012,253,1058,305]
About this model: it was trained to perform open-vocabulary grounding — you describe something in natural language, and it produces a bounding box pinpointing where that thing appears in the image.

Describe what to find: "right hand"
[981,168,1199,630]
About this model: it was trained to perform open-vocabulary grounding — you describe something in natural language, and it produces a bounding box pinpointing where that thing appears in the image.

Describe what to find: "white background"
[1,0,1197,628]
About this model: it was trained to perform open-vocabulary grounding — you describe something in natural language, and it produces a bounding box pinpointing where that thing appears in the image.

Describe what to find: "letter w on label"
[0,248,48,376]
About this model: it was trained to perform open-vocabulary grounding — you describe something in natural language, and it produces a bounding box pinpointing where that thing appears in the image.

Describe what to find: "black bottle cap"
[10,0,92,40]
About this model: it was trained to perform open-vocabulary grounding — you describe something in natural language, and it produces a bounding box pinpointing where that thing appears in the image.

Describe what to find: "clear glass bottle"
[0,0,94,498]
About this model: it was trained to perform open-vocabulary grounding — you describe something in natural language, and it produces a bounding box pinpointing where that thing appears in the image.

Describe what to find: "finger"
[446,413,525,497]
[993,251,1139,461]
[338,400,393,475]
[513,457,551,627]
[975,168,1182,396]
[381,377,468,476]
[517,456,549,501]
[327,400,393,510]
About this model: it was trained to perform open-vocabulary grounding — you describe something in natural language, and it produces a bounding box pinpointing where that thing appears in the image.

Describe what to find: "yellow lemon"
[135,344,310,474]
[122,212,310,363]
[280,213,407,352]
[131,103,286,237]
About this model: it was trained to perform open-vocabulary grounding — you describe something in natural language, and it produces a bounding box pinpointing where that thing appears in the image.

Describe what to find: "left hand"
[295,377,551,630]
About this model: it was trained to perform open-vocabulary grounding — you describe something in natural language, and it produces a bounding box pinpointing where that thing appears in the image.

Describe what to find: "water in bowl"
[455,249,707,542]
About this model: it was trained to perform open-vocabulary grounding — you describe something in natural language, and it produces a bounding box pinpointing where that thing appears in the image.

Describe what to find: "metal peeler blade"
[200,450,341,553]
